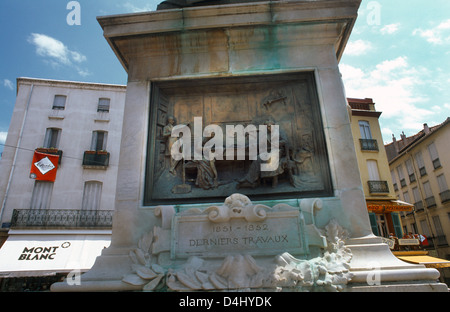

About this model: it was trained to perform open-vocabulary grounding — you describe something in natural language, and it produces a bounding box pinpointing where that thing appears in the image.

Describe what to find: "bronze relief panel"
[144,72,332,205]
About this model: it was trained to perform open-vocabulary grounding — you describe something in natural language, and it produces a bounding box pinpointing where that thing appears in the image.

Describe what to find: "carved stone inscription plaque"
[172,211,307,259]
[171,195,308,259]
[144,72,332,205]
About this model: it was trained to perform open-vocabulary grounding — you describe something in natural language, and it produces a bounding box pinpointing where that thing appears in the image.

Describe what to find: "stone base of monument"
[51,194,448,292]
[345,236,448,292]
[51,0,447,293]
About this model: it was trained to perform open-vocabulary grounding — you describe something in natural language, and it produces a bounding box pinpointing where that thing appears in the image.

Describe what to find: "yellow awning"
[397,255,450,268]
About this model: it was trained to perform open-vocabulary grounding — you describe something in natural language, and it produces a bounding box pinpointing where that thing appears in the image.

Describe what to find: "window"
[52,95,66,110]
[437,174,450,203]
[396,165,406,188]
[43,128,61,149]
[420,219,431,238]
[367,160,389,193]
[423,181,436,208]
[427,142,441,169]
[423,181,433,198]
[367,160,380,180]
[411,222,418,234]
[391,170,398,191]
[358,120,378,151]
[432,216,448,245]
[437,174,448,193]
[30,181,53,210]
[403,191,411,204]
[405,159,415,183]
[359,121,372,139]
[376,214,389,238]
[91,131,108,151]
[97,98,110,112]
[412,186,423,211]
[414,151,426,176]
[82,181,102,211]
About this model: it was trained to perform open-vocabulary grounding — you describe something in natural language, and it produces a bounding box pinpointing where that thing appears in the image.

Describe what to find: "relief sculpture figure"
[290,134,318,186]
[163,116,180,175]
[237,118,290,189]
[185,134,219,190]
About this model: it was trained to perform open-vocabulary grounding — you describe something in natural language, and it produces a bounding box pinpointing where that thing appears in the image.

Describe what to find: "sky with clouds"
[0,0,449,157]
[339,0,450,143]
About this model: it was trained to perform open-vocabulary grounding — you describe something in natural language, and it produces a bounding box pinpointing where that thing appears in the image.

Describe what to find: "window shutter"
[368,213,379,236]
[358,121,372,139]
[30,181,54,210]
[82,181,102,210]
[98,98,110,112]
[52,95,66,110]
[367,160,380,181]
[391,213,403,238]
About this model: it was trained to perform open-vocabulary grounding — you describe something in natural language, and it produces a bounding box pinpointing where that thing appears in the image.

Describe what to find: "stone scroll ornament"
[122,194,353,292]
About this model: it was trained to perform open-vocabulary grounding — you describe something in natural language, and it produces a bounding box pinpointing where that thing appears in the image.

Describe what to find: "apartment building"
[385,118,450,283]
[348,98,412,239]
[0,78,126,290]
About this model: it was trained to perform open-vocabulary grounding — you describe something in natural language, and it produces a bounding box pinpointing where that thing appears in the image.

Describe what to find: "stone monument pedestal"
[52,0,447,292]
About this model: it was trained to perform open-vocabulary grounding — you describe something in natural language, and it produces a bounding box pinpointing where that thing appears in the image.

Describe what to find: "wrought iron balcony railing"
[11,209,113,229]
[425,196,436,208]
[432,158,441,169]
[367,180,389,194]
[82,151,110,168]
[414,201,424,212]
[440,189,450,203]
[359,139,379,151]
[419,166,427,177]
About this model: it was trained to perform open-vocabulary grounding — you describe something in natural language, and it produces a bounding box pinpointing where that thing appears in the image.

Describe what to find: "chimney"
[392,134,399,153]
[423,123,430,134]
[400,131,406,140]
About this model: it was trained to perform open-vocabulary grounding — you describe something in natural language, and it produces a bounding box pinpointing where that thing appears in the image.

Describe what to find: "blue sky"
[0,0,449,156]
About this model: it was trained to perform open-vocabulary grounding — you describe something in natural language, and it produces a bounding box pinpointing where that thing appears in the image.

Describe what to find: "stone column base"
[345,235,448,292]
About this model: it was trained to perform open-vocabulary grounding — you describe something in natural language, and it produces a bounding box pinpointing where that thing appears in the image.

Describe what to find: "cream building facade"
[385,118,450,284]
[348,98,411,239]
[0,78,126,290]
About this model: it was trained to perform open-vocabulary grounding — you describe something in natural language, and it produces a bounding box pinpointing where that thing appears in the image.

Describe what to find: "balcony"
[414,200,424,212]
[425,196,436,208]
[359,139,379,151]
[432,158,441,169]
[440,189,450,203]
[400,178,407,188]
[368,180,389,194]
[419,166,427,177]
[11,209,113,229]
[82,150,110,169]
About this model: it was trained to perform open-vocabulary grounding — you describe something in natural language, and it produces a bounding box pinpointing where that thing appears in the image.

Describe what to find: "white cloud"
[3,79,13,90]
[70,51,87,63]
[0,132,7,144]
[380,23,400,35]
[413,19,450,45]
[344,39,373,56]
[340,56,434,138]
[122,2,156,13]
[28,33,90,77]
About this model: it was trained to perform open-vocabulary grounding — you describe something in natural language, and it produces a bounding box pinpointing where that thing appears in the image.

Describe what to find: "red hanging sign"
[30,151,59,182]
